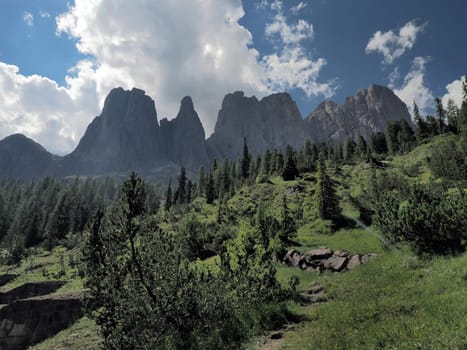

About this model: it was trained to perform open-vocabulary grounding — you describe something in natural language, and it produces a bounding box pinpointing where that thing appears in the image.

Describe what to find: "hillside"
[1,133,465,349]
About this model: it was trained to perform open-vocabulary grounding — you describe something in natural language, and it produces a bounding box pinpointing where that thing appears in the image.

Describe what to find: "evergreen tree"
[435,97,446,134]
[279,194,296,243]
[458,77,467,136]
[343,138,356,162]
[356,136,368,159]
[175,167,188,205]
[281,145,299,181]
[303,139,314,171]
[370,132,388,154]
[399,119,416,153]
[206,171,215,204]
[446,99,459,133]
[315,158,341,220]
[261,149,272,175]
[197,166,206,197]
[413,102,429,143]
[241,137,251,179]
[165,179,173,211]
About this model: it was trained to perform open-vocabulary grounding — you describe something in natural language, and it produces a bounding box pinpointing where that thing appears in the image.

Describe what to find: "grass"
[275,251,467,350]
[30,317,100,350]
[0,246,84,292]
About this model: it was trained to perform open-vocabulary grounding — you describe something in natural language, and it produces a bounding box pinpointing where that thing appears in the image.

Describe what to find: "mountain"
[207,91,306,160]
[0,84,412,179]
[58,87,163,176]
[0,134,56,178]
[306,84,412,142]
[159,96,209,170]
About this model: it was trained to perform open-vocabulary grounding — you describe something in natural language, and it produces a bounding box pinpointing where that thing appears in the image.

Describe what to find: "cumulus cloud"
[262,0,335,97]
[366,20,426,65]
[0,61,98,154]
[1,0,335,154]
[393,57,434,115]
[442,76,465,108]
[291,2,307,14]
[23,12,34,26]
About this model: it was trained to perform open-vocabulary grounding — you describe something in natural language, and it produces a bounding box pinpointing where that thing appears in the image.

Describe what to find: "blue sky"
[0,0,465,154]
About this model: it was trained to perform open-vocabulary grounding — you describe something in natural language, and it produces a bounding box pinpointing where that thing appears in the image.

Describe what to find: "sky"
[0,0,465,155]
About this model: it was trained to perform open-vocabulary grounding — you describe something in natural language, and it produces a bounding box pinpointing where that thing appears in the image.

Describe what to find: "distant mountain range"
[0,84,411,179]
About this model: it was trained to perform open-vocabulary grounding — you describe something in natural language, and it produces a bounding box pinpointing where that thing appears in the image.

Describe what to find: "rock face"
[306,84,412,142]
[207,92,307,159]
[0,84,412,179]
[0,291,83,350]
[60,87,163,176]
[0,134,56,179]
[160,96,209,170]
[283,247,377,273]
[0,281,65,304]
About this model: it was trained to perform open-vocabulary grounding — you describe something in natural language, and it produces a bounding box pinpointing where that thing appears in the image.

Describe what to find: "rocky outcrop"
[0,84,412,180]
[0,281,65,304]
[0,134,56,179]
[59,87,164,176]
[283,247,377,273]
[0,275,18,288]
[0,291,83,350]
[207,92,307,159]
[160,97,209,169]
[306,84,412,142]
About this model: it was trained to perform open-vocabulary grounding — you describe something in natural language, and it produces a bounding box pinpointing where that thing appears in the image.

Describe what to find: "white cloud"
[0,61,98,154]
[39,11,51,19]
[291,2,307,14]
[442,76,465,108]
[262,0,335,97]
[1,0,335,154]
[393,57,434,116]
[388,66,400,88]
[366,20,426,65]
[23,12,34,26]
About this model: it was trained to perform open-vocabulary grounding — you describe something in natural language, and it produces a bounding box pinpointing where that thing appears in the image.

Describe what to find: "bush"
[374,185,466,256]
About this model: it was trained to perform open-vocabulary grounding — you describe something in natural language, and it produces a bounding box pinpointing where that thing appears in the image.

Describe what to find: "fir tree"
[435,97,446,134]
[281,145,299,181]
[315,158,341,220]
[206,171,215,204]
[165,179,173,211]
[241,137,251,179]
[175,167,187,205]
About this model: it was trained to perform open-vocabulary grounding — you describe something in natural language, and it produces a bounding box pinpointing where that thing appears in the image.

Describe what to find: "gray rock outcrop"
[207,92,307,159]
[306,84,412,142]
[160,96,209,169]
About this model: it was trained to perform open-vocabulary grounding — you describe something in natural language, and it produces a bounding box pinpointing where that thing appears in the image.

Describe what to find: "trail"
[347,215,403,254]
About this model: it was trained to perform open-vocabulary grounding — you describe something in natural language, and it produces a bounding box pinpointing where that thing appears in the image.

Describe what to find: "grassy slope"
[5,135,467,349]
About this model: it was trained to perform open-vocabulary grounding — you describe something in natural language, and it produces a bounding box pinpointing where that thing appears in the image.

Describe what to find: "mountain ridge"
[0,84,411,179]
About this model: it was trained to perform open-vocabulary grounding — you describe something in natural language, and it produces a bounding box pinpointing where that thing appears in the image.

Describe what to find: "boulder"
[324,255,348,272]
[283,250,303,268]
[307,247,333,260]
[346,255,361,270]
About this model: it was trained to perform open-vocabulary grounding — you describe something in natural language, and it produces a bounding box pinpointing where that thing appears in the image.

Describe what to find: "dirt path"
[255,283,327,350]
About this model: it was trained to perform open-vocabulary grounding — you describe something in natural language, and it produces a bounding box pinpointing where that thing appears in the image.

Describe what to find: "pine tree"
[261,149,272,175]
[435,97,446,134]
[281,145,299,181]
[165,179,173,211]
[399,119,415,153]
[206,171,215,204]
[315,158,341,220]
[370,132,388,154]
[279,194,296,243]
[241,137,251,180]
[356,136,368,159]
[175,167,187,205]
[446,99,459,133]
[197,166,206,197]
[343,138,356,162]
[413,102,429,143]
